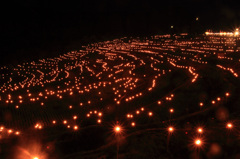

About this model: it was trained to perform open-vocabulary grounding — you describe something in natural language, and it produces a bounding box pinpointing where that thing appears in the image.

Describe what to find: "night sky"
[1,0,240,65]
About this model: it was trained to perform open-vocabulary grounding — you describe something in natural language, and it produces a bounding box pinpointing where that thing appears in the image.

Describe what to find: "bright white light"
[235,31,239,36]
[115,126,121,133]
[195,139,201,145]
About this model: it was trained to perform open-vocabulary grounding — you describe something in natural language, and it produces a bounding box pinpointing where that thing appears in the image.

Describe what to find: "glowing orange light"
[168,126,174,132]
[170,108,174,113]
[227,123,233,128]
[115,126,121,133]
[226,92,230,96]
[197,128,203,133]
[33,157,39,159]
[148,112,153,116]
[195,139,202,146]
[131,122,135,126]
[235,30,239,36]
[199,102,203,106]
[74,125,78,130]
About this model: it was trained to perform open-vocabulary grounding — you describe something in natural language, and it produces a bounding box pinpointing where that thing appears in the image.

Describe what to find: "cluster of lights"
[0,32,239,157]
[205,28,239,37]
[216,65,238,77]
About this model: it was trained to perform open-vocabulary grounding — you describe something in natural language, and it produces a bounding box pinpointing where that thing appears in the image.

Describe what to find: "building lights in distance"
[205,28,239,37]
